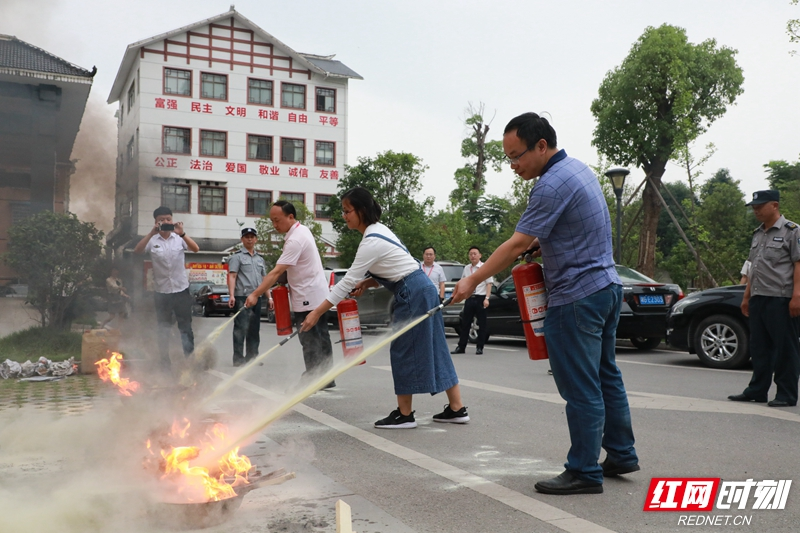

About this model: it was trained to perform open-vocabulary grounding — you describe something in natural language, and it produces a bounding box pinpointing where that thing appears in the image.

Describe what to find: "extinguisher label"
[523,283,548,337]
[341,311,363,348]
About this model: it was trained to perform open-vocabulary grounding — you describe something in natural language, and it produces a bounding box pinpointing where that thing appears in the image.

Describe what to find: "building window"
[248,78,273,105]
[281,83,305,109]
[247,190,272,216]
[126,136,135,164]
[10,202,31,226]
[316,87,335,113]
[280,192,305,205]
[315,141,335,166]
[200,130,226,158]
[315,194,332,219]
[201,73,227,100]
[164,68,191,96]
[199,186,226,214]
[281,138,305,164]
[120,103,124,126]
[127,81,135,112]
[247,135,272,161]
[163,127,191,154]
[162,184,190,213]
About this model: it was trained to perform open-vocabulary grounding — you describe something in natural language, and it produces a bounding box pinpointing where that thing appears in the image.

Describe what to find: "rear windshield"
[615,265,657,284]
[441,265,463,282]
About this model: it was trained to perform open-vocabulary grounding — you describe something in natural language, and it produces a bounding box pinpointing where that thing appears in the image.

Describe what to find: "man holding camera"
[134,206,200,369]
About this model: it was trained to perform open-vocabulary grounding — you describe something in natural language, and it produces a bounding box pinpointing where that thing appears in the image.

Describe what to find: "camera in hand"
[158,223,175,232]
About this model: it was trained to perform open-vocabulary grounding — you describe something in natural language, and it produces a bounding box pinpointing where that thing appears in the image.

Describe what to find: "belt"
[470,294,486,299]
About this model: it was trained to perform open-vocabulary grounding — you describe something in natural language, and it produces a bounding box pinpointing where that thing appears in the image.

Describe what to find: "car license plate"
[222,296,229,302]
[639,294,664,305]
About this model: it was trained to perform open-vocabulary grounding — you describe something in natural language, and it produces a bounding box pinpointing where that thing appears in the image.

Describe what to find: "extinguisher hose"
[427,297,453,316]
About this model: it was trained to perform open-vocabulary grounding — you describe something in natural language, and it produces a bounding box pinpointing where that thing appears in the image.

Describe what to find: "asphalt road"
[186,314,800,533]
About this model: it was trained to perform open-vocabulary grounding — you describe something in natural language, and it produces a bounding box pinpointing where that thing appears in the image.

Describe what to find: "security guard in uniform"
[227,227,269,366]
[729,190,800,407]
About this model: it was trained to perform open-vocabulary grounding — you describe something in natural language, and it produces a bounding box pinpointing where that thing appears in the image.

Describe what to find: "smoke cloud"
[69,93,117,234]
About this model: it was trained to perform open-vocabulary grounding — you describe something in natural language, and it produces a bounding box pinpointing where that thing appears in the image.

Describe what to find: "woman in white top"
[300,187,469,428]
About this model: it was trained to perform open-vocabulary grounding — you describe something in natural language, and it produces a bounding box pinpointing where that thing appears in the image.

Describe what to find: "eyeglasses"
[342,208,354,216]
[506,148,529,166]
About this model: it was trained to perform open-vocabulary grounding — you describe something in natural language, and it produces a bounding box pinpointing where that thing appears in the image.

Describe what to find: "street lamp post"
[604,167,630,264]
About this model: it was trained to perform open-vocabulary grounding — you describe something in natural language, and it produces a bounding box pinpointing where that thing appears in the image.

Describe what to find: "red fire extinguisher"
[512,261,549,360]
[337,298,364,364]
[271,285,293,336]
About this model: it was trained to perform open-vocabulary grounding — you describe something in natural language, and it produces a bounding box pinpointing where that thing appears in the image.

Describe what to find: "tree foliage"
[253,199,326,268]
[763,157,800,224]
[329,151,432,264]
[5,211,104,329]
[591,24,744,276]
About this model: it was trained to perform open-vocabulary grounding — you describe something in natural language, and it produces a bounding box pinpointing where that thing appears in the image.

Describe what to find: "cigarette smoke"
[69,93,117,234]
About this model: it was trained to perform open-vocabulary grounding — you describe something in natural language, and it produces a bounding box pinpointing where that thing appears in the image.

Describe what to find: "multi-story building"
[105,8,361,292]
[0,35,94,285]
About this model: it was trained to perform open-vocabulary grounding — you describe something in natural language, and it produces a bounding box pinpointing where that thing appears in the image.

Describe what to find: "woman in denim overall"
[300,187,470,428]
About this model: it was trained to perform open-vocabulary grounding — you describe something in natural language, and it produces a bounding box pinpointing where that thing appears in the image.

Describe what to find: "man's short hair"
[423,246,436,254]
[153,206,172,219]
[504,112,558,150]
[273,200,297,218]
[469,246,481,253]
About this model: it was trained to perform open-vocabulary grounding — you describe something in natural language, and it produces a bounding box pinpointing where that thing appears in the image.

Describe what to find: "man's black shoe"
[601,458,640,477]
[768,399,796,407]
[323,381,336,390]
[728,393,767,403]
[451,347,465,354]
[534,470,603,495]
[475,348,483,355]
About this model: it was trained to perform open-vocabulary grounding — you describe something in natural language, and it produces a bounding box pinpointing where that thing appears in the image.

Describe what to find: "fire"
[152,420,252,502]
[95,352,139,396]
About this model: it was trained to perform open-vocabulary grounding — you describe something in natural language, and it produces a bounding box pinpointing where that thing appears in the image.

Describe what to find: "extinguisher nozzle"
[279,330,299,346]
[427,297,452,316]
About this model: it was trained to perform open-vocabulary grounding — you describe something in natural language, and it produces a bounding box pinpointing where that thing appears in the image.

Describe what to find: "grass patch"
[0,326,81,362]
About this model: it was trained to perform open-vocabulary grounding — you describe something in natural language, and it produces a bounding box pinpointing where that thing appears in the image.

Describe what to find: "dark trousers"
[744,296,800,404]
[458,295,488,349]
[232,296,262,365]
[154,289,195,367]
[293,310,334,374]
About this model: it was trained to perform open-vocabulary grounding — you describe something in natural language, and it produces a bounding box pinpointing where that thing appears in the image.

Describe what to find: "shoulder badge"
[785,222,799,229]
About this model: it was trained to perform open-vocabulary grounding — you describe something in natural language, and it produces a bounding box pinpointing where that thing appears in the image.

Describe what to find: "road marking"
[207,369,618,533]
[371,366,800,423]
[481,346,518,352]
[616,358,746,374]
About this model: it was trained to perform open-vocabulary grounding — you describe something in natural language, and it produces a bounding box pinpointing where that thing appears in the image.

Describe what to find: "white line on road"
[207,369,618,533]
[616,358,746,374]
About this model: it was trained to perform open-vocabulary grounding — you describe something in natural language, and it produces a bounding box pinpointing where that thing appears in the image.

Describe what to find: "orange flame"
[152,421,252,502]
[95,352,140,396]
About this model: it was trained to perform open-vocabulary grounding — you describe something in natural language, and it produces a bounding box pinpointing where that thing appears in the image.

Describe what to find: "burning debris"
[0,357,77,380]
[95,352,140,396]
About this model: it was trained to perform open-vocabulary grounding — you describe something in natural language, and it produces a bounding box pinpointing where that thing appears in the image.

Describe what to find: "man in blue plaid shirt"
[451,112,639,495]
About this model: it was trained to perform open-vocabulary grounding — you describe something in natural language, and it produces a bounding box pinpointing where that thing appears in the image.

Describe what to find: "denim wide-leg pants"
[543,283,637,484]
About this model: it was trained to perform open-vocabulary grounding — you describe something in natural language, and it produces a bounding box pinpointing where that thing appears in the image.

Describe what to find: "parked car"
[193,284,232,317]
[666,284,749,369]
[189,281,215,297]
[453,264,683,350]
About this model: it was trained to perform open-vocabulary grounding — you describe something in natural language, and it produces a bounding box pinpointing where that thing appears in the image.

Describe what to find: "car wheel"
[693,315,749,369]
[629,337,662,350]
[202,304,210,317]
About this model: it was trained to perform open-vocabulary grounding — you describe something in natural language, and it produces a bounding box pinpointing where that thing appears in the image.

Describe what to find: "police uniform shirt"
[227,248,267,296]
[747,215,800,298]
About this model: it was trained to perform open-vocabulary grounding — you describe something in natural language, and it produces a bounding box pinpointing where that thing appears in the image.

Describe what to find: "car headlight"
[670,296,699,315]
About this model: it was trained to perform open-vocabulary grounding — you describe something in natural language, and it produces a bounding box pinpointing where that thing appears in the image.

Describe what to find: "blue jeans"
[543,284,637,484]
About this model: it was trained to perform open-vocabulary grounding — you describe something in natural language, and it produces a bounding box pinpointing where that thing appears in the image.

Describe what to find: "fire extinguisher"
[271,285,293,336]
[337,298,364,364]
[512,260,549,360]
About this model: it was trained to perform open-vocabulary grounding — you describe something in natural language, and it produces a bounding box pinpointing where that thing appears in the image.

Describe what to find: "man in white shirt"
[133,206,200,369]
[246,201,334,386]
[421,246,446,301]
[452,246,494,355]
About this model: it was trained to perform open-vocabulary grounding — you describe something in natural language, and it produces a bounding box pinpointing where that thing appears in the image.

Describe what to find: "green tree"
[591,24,744,277]
[4,211,104,329]
[328,151,433,264]
[253,200,326,268]
[789,0,800,55]
[763,158,800,224]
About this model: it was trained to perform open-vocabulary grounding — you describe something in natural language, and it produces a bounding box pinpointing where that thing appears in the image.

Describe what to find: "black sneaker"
[374,408,417,429]
[432,404,470,424]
